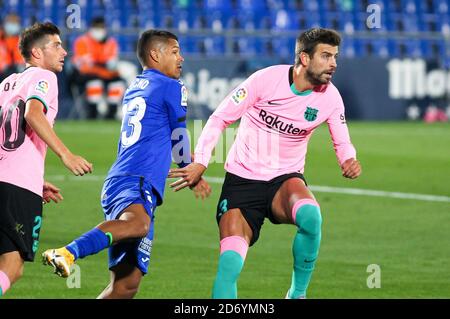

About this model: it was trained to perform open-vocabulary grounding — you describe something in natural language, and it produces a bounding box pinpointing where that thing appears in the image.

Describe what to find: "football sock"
[212,236,248,299]
[66,228,112,260]
[289,199,322,299]
[0,271,11,296]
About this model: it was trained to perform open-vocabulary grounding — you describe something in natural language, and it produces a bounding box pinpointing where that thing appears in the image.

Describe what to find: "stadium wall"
[58,57,449,120]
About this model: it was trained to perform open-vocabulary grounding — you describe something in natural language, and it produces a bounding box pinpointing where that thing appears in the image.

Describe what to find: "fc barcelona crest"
[304,107,318,122]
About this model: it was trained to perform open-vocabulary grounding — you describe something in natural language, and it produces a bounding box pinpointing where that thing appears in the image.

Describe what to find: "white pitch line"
[46,175,450,203]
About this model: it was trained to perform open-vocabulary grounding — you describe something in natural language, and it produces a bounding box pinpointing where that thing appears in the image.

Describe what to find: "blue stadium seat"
[320,0,340,12]
[419,13,440,31]
[435,0,449,14]
[421,39,446,61]
[291,12,309,30]
[438,13,450,33]
[385,0,403,13]
[256,15,273,30]
[231,37,258,56]
[137,0,153,10]
[270,10,299,31]
[271,37,294,58]
[340,37,357,58]
[356,38,390,58]
[416,0,436,13]
[191,11,208,29]
[287,0,318,12]
[196,36,226,56]
[371,39,390,58]
[180,36,199,54]
[118,35,138,53]
[389,39,422,58]
[387,39,402,58]
[267,0,287,10]
[171,9,192,32]
[322,12,343,30]
[403,0,418,14]
[136,10,157,29]
[258,38,275,56]
[291,11,321,30]
[204,0,233,12]
[238,0,268,15]
[402,14,420,32]
[226,12,256,31]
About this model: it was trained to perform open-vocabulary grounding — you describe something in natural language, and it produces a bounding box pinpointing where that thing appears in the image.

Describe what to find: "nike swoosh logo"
[304,258,316,263]
[268,100,282,105]
[141,257,150,263]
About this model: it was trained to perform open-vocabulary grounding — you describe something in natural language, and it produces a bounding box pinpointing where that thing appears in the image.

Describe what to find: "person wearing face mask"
[71,16,126,119]
[0,14,25,82]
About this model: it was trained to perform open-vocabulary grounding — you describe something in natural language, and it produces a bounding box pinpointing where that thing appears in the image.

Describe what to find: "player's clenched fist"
[341,158,361,179]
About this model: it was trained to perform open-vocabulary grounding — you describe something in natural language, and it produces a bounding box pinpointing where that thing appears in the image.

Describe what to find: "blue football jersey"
[105,69,191,205]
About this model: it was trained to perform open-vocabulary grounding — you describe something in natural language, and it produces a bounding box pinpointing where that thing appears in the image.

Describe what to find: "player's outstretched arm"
[340,158,362,179]
[43,181,63,204]
[168,162,207,192]
[24,99,93,176]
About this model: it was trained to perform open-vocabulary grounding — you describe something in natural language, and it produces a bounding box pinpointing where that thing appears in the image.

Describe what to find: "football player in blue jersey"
[42,30,211,298]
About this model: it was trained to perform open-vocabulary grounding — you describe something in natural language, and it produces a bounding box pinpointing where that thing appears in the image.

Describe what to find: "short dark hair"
[19,22,60,61]
[137,29,178,67]
[295,28,341,66]
[90,16,105,27]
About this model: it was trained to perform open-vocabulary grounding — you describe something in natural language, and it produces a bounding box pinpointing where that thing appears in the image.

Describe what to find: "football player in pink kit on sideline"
[0,22,93,297]
[169,28,362,299]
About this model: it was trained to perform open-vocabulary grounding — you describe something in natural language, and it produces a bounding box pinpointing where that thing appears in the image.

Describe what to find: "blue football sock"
[66,228,111,260]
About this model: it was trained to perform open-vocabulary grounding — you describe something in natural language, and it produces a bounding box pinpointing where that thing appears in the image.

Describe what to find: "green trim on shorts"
[105,232,113,246]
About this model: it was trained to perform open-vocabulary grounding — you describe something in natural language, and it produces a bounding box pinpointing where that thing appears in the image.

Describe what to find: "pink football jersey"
[194,65,356,181]
[0,66,59,196]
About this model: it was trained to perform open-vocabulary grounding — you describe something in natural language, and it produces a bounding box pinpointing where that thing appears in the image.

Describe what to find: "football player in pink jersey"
[0,22,93,296]
[169,28,362,298]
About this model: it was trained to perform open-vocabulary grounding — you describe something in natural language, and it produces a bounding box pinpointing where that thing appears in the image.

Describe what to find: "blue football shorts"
[101,175,158,275]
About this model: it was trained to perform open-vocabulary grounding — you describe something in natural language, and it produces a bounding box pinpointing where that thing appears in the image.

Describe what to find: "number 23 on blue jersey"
[121,97,146,147]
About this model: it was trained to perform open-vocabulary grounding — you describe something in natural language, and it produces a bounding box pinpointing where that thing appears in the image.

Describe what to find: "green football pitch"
[4,120,449,299]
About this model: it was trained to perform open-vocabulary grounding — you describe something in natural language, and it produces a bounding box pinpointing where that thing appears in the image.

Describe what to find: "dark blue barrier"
[58,57,448,120]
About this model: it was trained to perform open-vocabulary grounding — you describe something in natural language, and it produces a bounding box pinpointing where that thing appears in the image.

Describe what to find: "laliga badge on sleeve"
[35,80,49,95]
[231,87,247,105]
[181,85,188,107]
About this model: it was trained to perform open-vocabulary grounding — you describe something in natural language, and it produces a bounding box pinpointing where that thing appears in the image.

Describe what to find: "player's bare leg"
[97,263,143,299]
[212,209,252,298]
[271,177,322,299]
[43,204,150,278]
[0,251,24,296]
[96,204,150,242]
